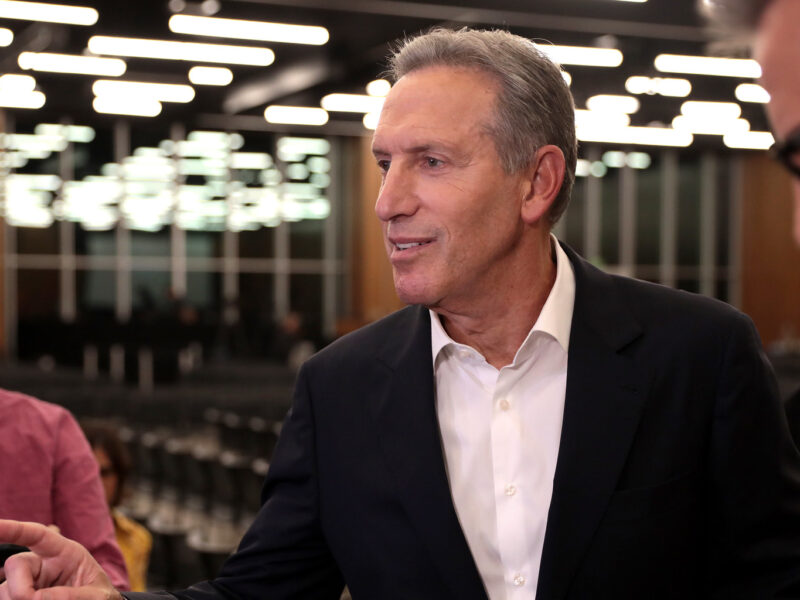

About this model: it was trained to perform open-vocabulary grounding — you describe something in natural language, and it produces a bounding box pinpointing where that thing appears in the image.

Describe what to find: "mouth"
[394,240,433,251]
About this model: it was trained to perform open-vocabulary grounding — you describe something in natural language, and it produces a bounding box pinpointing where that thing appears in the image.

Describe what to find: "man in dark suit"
[2,27,800,600]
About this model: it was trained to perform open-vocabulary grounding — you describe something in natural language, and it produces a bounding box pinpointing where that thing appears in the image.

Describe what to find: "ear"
[520,145,566,226]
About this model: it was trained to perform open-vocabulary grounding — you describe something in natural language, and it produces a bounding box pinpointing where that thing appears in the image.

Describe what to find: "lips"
[394,240,432,251]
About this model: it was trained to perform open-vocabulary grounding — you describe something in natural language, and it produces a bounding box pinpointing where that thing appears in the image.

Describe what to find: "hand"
[0,519,122,600]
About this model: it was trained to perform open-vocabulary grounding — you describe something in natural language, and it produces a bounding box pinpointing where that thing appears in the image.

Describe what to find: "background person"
[82,421,152,593]
[0,388,129,590]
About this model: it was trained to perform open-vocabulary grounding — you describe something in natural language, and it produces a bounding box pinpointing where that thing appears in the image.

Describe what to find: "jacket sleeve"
[708,312,800,597]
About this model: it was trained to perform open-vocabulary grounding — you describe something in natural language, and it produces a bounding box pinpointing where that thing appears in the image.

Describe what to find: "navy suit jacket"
[129,244,800,599]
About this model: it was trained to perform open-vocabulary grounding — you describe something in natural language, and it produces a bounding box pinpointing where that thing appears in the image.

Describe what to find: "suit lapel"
[369,306,488,600]
[537,245,650,600]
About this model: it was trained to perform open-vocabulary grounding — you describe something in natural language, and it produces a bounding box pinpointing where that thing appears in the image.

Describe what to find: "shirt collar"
[430,235,576,368]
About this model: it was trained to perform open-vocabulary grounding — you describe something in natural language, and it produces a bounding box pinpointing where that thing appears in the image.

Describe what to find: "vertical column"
[114,120,132,322]
[584,147,602,262]
[619,164,637,277]
[273,221,289,321]
[170,122,186,297]
[699,153,718,297]
[0,108,6,358]
[322,137,339,340]
[659,150,678,288]
[59,121,77,323]
[727,157,743,308]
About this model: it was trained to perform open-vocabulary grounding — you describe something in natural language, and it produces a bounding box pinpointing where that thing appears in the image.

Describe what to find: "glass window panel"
[563,178,585,256]
[131,229,170,257]
[16,226,58,255]
[77,269,115,311]
[677,157,701,266]
[16,268,59,360]
[289,219,324,259]
[131,270,171,313]
[237,272,275,357]
[290,273,322,342]
[187,230,223,259]
[600,167,620,266]
[76,229,115,256]
[635,153,661,266]
[186,271,221,311]
[239,227,275,259]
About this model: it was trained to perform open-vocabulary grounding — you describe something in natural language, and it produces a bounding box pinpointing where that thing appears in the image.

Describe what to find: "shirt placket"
[491,368,534,598]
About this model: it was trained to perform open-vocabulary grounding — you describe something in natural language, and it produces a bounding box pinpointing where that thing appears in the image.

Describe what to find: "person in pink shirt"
[0,387,129,590]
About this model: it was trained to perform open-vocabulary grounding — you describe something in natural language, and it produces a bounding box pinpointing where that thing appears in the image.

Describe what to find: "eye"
[424,156,443,168]
[376,159,390,172]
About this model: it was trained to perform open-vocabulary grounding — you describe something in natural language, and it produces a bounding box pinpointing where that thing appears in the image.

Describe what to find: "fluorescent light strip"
[363,112,379,130]
[18,52,126,76]
[535,44,623,67]
[672,115,750,135]
[577,125,693,147]
[88,36,274,66]
[735,83,770,103]
[654,53,761,78]
[188,66,233,86]
[168,14,328,45]
[680,100,741,120]
[366,79,391,97]
[0,27,12,46]
[0,73,35,92]
[723,130,774,150]
[93,95,162,117]
[586,94,640,114]
[625,75,691,97]
[321,93,384,113]
[575,109,630,129]
[0,0,97,25]
[0,90,45,108]
[93,80,195,103]
[265,106,328,126]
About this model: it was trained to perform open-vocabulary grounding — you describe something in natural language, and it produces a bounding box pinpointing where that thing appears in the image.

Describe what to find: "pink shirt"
[0,388,129,590]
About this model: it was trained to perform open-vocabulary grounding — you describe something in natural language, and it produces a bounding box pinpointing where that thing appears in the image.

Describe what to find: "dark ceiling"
[0,0,770,147]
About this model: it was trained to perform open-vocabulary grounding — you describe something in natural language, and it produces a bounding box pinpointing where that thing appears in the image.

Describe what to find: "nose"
[374,162,418,223]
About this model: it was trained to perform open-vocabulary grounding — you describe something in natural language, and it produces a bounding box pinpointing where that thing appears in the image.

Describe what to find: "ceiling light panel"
[93,80,195,103]
[88,36,274,66]
[188,66,233,86]
[93,95,162,117]
[535,44,623,67]
[586,94,640,114]
[625,76,691,97]
[0,27,12,46]
[735,83,770,103]
[264,105,328,126]
[654,54,761,78]
[0,0,97,25]
[169,14,329,45]
[18,52,126,76]
[321,93,384,113]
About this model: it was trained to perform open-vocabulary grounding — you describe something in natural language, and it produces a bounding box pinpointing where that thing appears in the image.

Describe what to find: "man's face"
[371,66,532,311]
[755,0,800,245]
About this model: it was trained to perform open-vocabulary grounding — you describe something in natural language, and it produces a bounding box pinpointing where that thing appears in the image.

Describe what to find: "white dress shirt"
[431,238,575,600]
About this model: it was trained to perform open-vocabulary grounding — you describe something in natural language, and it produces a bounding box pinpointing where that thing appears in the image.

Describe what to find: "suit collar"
[537,243,649,599]
[371,306,489,600]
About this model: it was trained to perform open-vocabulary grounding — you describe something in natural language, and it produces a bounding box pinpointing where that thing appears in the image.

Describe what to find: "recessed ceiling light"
[654,54,761,78]
[88,36,274,67]
[18,52,126,76]
[169,14,329,45]
[264,106,329,126]
[0,0,97,25]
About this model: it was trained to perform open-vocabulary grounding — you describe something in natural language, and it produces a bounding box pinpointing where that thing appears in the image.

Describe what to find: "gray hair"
[700,0,772,41]
[388,28,577,226]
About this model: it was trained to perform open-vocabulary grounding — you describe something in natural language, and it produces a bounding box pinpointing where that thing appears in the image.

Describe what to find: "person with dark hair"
[0,388,129,590]
[82,421,152,593]
[2,27,800,600]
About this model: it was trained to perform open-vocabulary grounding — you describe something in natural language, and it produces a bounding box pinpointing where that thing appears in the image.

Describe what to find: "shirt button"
[513,574,526,587]
[499,398,510,411]
[505,484,516,496]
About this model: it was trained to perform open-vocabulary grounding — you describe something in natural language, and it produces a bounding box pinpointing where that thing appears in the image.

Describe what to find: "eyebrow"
[371,143,455,157]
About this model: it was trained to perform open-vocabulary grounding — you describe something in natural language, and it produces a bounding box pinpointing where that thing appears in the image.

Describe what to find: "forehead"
[372,66,499,150]
[755,0,800,136]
